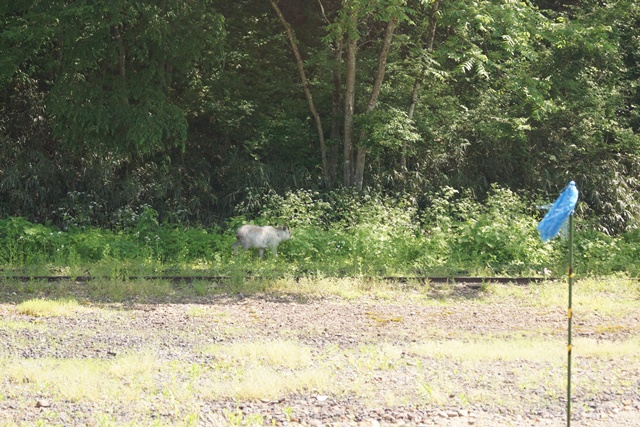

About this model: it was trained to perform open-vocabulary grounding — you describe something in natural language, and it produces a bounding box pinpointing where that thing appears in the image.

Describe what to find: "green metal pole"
[567,213,574,427]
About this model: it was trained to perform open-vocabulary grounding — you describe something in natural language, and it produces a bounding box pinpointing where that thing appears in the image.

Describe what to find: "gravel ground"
[0,283,639,427]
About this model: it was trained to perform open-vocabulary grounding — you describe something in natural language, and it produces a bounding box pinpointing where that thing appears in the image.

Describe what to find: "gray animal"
[232,225,291,258]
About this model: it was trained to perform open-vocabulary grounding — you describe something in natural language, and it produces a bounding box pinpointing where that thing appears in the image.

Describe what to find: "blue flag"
[537,181,579,242]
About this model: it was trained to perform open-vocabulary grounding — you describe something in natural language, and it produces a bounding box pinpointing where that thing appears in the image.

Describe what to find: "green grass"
[4,186,640,279]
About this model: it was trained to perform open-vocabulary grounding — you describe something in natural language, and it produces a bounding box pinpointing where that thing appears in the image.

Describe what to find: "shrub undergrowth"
[0,187,638,278]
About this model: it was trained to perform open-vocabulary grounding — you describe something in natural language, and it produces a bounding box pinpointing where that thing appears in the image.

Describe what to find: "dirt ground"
[0,283,639,427]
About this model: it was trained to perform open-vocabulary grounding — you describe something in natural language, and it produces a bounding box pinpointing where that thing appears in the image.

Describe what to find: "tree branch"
[269,0,330,186]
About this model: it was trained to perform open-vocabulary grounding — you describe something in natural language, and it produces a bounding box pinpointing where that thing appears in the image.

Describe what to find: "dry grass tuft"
[203,339,313,369]
[16,298,84,317]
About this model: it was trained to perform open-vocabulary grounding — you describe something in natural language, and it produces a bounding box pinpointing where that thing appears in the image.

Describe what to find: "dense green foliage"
[1,1,639,276]
[2,189,639,278]
[1,0,639,232]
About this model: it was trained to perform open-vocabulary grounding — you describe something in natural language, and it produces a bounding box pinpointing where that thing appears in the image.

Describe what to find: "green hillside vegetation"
[1,1,640,278]
[1,1,640,233]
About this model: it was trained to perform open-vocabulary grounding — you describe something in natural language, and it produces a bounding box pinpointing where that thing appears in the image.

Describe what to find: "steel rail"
[0,275,549,285]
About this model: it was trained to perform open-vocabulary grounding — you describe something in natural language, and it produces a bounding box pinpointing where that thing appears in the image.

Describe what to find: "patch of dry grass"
[203,339,313,369]
[485,278,639,318]
[2,351,159,403]
[198,339,333,400]
[15,298,84,317]
[0,319,47,331]
[409,337,565,362]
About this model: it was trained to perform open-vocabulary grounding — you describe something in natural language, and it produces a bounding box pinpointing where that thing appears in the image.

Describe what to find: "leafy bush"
[449,186,558,275]
[573,228,640,276]
[0,217,70,266]
[0,186,638,278]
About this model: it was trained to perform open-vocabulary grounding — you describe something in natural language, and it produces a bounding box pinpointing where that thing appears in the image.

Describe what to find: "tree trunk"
[353,17,398,191]
[343,13,357,188]
[329,39,343,186]
[113,25,126,78]
[403,0,441,171]
[270,0,331,186]
[318,0,342,186]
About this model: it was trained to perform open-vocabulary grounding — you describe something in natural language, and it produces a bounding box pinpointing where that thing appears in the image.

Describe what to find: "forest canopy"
[1,0,639,233]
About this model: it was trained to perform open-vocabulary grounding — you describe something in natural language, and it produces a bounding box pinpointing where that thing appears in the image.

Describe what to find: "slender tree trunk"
[353,17,398,191]
[113,25,126,78]
[403,0,441,171]
[164,62,174,89]
[317,0,342,185]
[329,39,343,186]
[270,0,330,186]
[343,14,357,188]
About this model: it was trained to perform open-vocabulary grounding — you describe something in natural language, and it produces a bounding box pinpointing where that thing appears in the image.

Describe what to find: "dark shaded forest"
[1,0,639,233]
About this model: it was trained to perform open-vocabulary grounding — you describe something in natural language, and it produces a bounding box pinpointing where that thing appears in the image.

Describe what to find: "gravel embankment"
[1,288,638,426]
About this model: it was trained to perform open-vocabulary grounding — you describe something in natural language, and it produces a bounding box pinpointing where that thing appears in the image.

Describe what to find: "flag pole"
[535,181,578,427]
[567,213,574,427]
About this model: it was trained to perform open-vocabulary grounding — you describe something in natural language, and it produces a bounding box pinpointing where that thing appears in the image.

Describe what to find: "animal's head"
[278,226,291,240]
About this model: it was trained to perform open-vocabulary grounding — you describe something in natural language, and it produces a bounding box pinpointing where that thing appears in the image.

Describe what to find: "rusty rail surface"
[0,275,548,285]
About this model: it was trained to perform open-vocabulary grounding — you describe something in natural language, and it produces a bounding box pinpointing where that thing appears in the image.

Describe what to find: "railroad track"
[0,275,549,285]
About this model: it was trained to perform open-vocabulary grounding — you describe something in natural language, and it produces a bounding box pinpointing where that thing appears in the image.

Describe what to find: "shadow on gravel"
[0,276,507,306]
